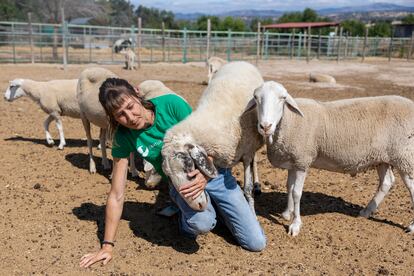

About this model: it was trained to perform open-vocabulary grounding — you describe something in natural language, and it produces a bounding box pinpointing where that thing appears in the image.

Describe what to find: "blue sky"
[130,0,414,13]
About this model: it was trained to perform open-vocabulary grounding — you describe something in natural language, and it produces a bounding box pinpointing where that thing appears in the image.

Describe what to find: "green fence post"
[265,31,269,60]
[182,28,187,63]
[227,29,232,61]
[297,33,302,58]
[11,23,16,63]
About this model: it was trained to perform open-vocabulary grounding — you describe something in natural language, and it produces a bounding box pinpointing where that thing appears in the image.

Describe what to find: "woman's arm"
[80,157,129,268]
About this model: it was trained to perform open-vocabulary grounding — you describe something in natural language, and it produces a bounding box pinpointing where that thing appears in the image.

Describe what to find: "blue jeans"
[169,168,266,252]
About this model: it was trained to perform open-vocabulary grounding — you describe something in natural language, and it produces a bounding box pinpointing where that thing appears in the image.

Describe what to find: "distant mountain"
[175,12,205,20]
[318,2,414,14]
[174,2,414,21]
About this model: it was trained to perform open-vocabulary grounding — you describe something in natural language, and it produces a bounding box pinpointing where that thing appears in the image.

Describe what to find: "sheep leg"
[281,172,296,221]
[243,159,256,216]
[360,164,395,218]
[53,114,66,150]
[81,117,96,174]
[99,128,111,170]
[43,115,55,146]
[399,172,414,233]
[252,153,261,196]
[288,169,307,237]
[129,152,138,177]
[97,128,103,150]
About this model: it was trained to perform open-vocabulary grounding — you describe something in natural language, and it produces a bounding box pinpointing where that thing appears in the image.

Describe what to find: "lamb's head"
[250,81,303,144]
[162,134,218,211]
[4,79,26,102]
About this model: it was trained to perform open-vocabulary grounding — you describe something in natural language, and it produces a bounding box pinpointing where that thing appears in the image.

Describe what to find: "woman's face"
[113,96,153,130]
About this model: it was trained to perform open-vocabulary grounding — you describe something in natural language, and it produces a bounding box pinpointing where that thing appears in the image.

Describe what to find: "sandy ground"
[1,58,414,275]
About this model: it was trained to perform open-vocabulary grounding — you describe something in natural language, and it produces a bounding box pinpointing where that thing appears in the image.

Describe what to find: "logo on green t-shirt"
[137,146,149,157]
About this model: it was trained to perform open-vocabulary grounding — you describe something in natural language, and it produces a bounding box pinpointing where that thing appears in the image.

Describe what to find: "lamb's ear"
[285,94,304,117]
[186,144,218,178]
[243,98,257,114]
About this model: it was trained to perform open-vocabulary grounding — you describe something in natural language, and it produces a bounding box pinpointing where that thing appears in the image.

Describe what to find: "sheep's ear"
[186,144,218,179]
[162,157,172,176]
[285,94,304,117]
[243,98,257,114]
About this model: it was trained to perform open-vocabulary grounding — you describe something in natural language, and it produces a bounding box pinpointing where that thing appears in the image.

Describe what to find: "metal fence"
[1,21,413,64]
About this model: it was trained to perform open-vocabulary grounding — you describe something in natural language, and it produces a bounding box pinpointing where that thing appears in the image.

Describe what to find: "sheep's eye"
[281,96,287,100]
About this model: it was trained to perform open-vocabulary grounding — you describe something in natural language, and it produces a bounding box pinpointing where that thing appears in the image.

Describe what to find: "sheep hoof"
[359,208,372,218]
[281,210,292,221]
[130,169,139,178]
[288,221,301,237]
[253,183,262,196]
[405,224,414,234]
[57,145,65,150]
[47,139,55,145]
[89,160,97,174]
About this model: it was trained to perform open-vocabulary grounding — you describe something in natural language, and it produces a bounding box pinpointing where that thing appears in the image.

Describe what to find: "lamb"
[207,56,227,84]
[309,73,336,84]
[120,48,137,70]
[161,61,264,212]
[251,80,414,236]
[4,78,79,150]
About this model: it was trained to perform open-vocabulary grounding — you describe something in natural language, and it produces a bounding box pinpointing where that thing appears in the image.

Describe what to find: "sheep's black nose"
[260,123,272,132]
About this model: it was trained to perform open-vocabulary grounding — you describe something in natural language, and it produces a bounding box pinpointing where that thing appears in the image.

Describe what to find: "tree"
[402,14,414,24]
[277,11,302,23]
[369,21,392,37]
[195,15,220,31]
[110,0,135,27]
[341,19,365,36]
[220,16,245,31]
[135,5,178,29]
[302,8,318,22]
[0,0,22,21]
[249,17,273,32]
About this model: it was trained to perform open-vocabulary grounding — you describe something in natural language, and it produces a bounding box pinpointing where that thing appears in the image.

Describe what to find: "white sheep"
[4,78,80,150]
[120,48,137,70]
[251,80,414,236]
[77,67,118,173]
[309,73,336,84]
[207,56,227,84]
[137,80,179,188]
[161,61,264,212]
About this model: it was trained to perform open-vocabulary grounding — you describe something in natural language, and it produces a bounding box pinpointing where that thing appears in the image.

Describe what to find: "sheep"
[4,78,80,150]
[161,61,264,212]
[77,67,118,173]
[251,80,414,236]
[113,38,132,54]
[138,80,175,99]
[309,73,336,84]
[137,80,178,188]
[207,56,227,84]
[120,48,137,70]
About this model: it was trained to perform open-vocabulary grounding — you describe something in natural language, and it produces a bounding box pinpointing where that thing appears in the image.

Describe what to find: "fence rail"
[0,21,413,64]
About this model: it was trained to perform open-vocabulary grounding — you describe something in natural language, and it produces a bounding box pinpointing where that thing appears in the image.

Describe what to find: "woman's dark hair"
[99,78,154,135]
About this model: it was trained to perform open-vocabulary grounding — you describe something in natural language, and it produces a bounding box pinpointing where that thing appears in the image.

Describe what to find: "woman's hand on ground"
[179,169,208,200]
[79,245,113,268]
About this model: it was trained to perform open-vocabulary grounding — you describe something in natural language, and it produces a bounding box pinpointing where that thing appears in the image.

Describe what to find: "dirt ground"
[1,58,414,275]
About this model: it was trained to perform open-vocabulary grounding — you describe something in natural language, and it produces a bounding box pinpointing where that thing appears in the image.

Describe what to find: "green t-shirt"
[112,94,192,179]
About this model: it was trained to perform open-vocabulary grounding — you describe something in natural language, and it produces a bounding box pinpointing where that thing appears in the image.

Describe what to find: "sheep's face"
[162,142,218,211]
[4,79,25,102]
[254,81,303,144]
